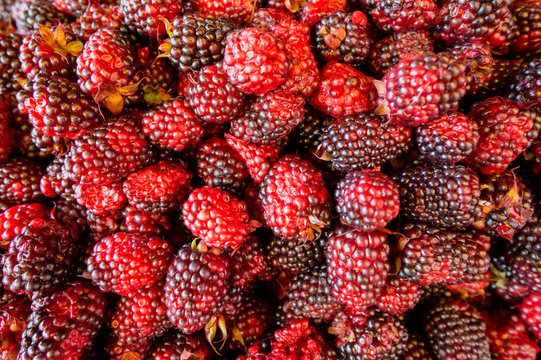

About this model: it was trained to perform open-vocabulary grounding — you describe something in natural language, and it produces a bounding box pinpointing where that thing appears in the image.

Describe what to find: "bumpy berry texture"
[228,235,267,287]
[508,58,541,106]
[0,99,14,163]
[191,0,254,25]
[301,0,347,27]
[370,0,438,32]
[17,280,106,360]
[187,65,245,124]
[230,89,306,145]
[423,297,491,360]
[182,186,255,249]
[0,203,48,249]
[223,27,289,96]
[335,170,400,232]
[318,113,411,172]
[75,182,127,215]
[85,232,173,295]
[266,234,326,275]
[0,33,24,102]
[309,61,378,118]
[120,0,182,38]
[520,293,541,340]
[149,333,212,360]
[123,160,192,213]
[12,0,70,34]
[483,312,539,360]
[327,226,389,312]
[509,0,541,55]
[260,155,331,241]
[142,98,205,152]
[164,244,230,334]
[402,334,434,360]
[76,3,126,41]
[416,112,479,165]
[376,275,420,315]
[394,164,482,228]
[2,218,76,299]
[0,158,44,205]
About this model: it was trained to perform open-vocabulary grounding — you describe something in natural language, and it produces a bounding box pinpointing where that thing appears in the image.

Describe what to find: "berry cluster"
[0,0,540,359]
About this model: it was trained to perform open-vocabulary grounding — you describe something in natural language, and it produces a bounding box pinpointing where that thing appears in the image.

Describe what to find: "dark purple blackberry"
[394,164,483,228]
[13,0,71,34]
[1,218,76,299]
[509,0,541,55]
[18,279,107,360]
[119,0,182,38]
[337,310,408,360]
[370,0,438,33]
[229,296,273,350]
[187,65,245,124]
[167,13,236,73]
[0,32,24,103]
[402,334,433,360]
[368,30,433,78]
[149,332,212,360]
[86,210,120,238]
[230,89,306,145]
[266,235,326,276]
[52,197,88,239]
[289,106,332,153]
[423,297,490,360]
[415,112,480,165]
[164,243,230,334]
[12,111,50,160]
[469,58,523,99]
[41,155,77,201]
[508,58,541,105]
[0,157,44,205]
[398,228,491,286]
[30,127,71,156]
[282,265,342,322]
[313,10,371,65]
[196,137,249,195]
[318,113,412,173]
[227,234,267,287]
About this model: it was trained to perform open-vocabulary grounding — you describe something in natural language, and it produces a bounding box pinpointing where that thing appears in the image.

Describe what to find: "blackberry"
[52,197,87,239]
[0,32,24,103]
[41,155,76,201]
[282,265,342,322]
[228,235,267,287]
[289,106,332,154]
[0,202,49,250]
[2,219,76,299]
[327,226,390,312]
[13,0,71,34]
[394,164,483,228]
[415,112,480,165]
[0,98,14,163]
[0,157,44,205]
[251,7,295,31]
[509,0,541,55]
[469,58,523,99]
[149,333,212,360]
[76,4,127,41]
[196,137,249,195]
[120,0,182,38]
[402,334,433,360]
[18,279,106,360]
[29,126,71,156]
[120,205,171,236]
[368,30,433,78]
[423,297,491,360]
[376,275,420,315]
[164,243,230,334]
[313,11,371,65]
[230,90,306,146]
[509,58,541,105]
[318,113,412,173]
[370,0,438,33]
[229,296,273,350]
[266,235,326,276]
[167,13,236,73]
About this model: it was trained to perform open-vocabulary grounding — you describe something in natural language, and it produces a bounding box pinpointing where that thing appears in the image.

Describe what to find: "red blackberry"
[0,293,31,359]
[272,19,319,97]
[464,97,540,174]
[120,205,171,236]
[164,14,236,73]
[313,11,371,66]
[86,210,121,239]
[228,296,273,350]
[196,137,249,195]
[446,41,495,94]
[62,115,151,186]
[19,24,82,82]
[187,65,246,124]
[12,0,71,35]
[335,170,400,232]
[225,133,281,184]
[228,235,267,287]
[0,99,14,163]
[123,160,192,213]
[318,113,412,173]
[85,232,173,295]
[509,0,541,55]
[29,126,71,156]
[470,58,523,99]
[266,234,326,275]
[397,229,491,286]
[416,111,479,165]
[75,181,127,215]
[423,297,491,360]
[509,58,541,106]
[394,164,482,228]
[0,32,24,104]
[223,27,289,96]
[375,275,420,315]
[0,157,44,205]
[371,0,438,32]
[182,186,256,250]
[2,218,76,299]
[300,0,348,27]
[327,226,389,312]
[164,243,230,334]
[381,51,468,127]
[149,333,212,360]
[434,0,511,49]
[107,335,153,360]
[251,8,295,31]
[76,4,126,41]
[110,281,171,346]
[335,310,408,360]
[259,155,331,241]
[52,197,87,238]
[17,73,101,139]
[76,29,142,114]
[137,46,177,104]
[230,90,306,146]
[142,98,205,153]
[309,61,378,118]
[483,311,539,360]
[17,279,107,360]
[120,0,182,38]
[519,293,541,340]
[282,265,342,322]
[191,0,254,25]
[0,203,49,249]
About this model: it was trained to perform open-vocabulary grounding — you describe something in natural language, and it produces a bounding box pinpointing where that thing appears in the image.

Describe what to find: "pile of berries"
[0,0,541,359]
